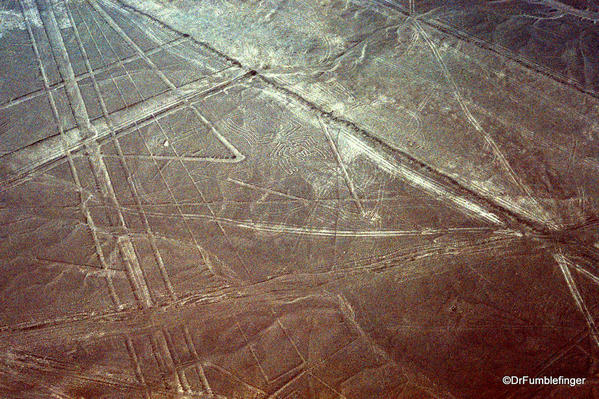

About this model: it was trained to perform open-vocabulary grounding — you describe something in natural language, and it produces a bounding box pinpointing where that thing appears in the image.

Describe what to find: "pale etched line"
[39,3,155,395]
[118,236,153,308]
[131,112,238,283]
[113,204,511,239]
[264,336,365,399]
[0,286,237,337]
[95,70,247,159]
[1,359,76,399]
[114,0,597,244]
[0,309,118,334]
[2,349,185,398]
[318,116,366,216]
[181,324,212,394]
[526,0,599,22]
[265,335,373,399]
[124,336,151,398]
[380,323,575,332]
[69,0,132,116]
[35,256,125,277]
[6,351,148,394]
[70,7,215,392]
[0,86,60,112]
[148,332,171,390]
[154,98,254,280]
[265,369,308,399]
[202,361,267,396]
[76,0,146,106]
[156,110,254,281]
[205,215,500,237]
[0,73,242,192]
[50,0,155,308]
[275,327,306,389]
[412,20,555,228]
[307,371,349,399]
[76,7,186,146]
[235,322,270,383]
[101,153,239,162]
[95,177,392,209]
[337,294,394,363]
[0,36,188,112]
[523,330,588,393]
[572,263,599,287]
[89,0,253,278]
[0,351,76,398]
[257,74,507,228]
[152,331,184,393]
[106,187,393,209]
[18,0,120,307]
[554,252,599,348]
[0,74,235,188]
[332,128,341,272]
[80,34,189,77]
[337,126,504,225]
[71,0,178,302]
[371,0,596,100]
[34,0,92,136]
[466,99,599,183]
[79,0,216,309]
[90,68,243,151]
[290,198,322,254]
[88,0,244,162]
[224,177,308,202]
[272,311,306,365]
[162,328,191,392]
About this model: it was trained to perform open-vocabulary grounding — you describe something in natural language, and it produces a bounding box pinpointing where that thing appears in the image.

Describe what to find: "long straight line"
[114,0,599,246]
[18,0,121,308]
[0,35,189,112]
[72,6,198,391]
[554,253,599,348]
[318,116,365,216]
[87,0,253,278]
[38,1,156,395]
[73,0,177,302]
[47,0,155,309]
[87,0,244,161]
[117,0,508,226]
[69,2,221,392]
[371,0,599,100]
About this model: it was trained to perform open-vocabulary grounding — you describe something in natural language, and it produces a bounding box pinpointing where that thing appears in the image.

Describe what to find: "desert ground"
[1,0,599,397]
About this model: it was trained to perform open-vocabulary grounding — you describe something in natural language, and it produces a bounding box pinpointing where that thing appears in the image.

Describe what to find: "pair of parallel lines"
[0,69,244,193]
[103,0,599,382]
[20,0,207,395]
[65,0,219,393]
[20,0,154,396]
[74,0,256,390]
[86,0,256,286]
[0,35,189,112]
[16,0,299,394]
[116,0,599,368]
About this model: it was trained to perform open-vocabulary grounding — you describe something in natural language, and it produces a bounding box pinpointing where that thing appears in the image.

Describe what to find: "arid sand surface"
[1,0,599,397]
